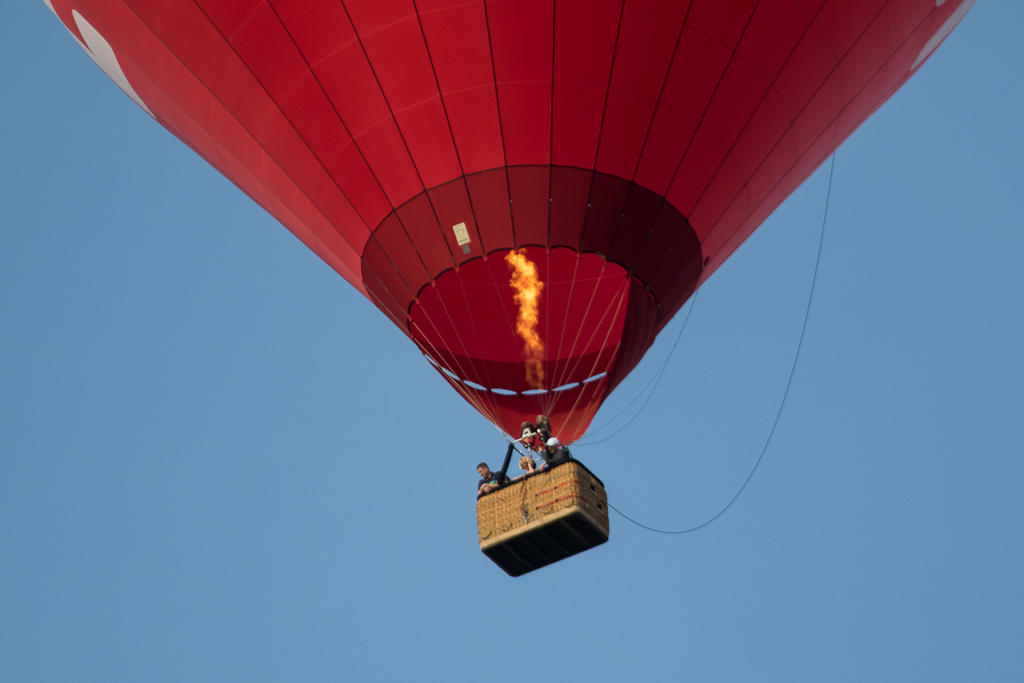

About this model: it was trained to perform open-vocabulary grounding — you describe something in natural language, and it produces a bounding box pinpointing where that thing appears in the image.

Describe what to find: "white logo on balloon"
[43,2,154,117]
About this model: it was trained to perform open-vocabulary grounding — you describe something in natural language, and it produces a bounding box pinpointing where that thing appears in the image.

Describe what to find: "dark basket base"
[481,507,608,577]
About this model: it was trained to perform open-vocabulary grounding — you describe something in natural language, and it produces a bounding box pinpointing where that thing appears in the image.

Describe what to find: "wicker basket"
[476,460,609,576]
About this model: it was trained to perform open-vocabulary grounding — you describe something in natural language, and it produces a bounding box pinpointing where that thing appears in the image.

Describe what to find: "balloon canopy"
[47,0,973,441]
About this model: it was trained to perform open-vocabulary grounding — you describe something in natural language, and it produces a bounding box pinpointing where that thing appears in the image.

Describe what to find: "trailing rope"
[609,152,837,534]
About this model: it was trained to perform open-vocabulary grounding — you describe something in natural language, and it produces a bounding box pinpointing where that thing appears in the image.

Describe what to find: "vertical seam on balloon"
[331,1,462,277]
[504,168,518,249]
[410,0,468,178]
[480,0,509,168]
[269,2,427,219]
[199,0,389,224]
[624,197,669,275]
[603,185,643,271]
[638,0,771,293]
[593,4,696,266]
[537,247,561,418]
[664,1,836,235]
[635,212,689,305]
[367,229,419,294]
[391,199,455,282]
[480,0,515,246]
[91,0,377,294]
[546,0,557,251]
[646,0,763,236]
[660,0,920,302]
[328,0,432,197]
[672,3,933,310]
[883,4,894,74]
[419,192,460,271]
[671,0,886,245]
[626,204,686,315]
[408,1,487,270]
[603,2,695,267]
[459,174,489,253]
[545,165,553,251]
[813,12,844,88]
[576,0,627,253]
[166,1,412,305]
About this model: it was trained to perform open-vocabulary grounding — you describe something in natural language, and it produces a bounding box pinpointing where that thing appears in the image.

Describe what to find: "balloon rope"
[570,290,698,446]
[555,277,633,438]
[609,152,836,534]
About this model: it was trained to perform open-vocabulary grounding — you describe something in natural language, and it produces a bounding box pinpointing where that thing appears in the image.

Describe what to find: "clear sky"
[2,3,1021,681]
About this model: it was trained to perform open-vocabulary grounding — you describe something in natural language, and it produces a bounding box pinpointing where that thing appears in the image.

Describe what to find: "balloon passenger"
[476,463,509,496]
[476,442,515,496]
[539,437,570,469]
[512,454,539,482]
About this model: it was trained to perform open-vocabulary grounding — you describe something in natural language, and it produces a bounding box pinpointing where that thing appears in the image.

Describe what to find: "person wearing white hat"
[538,436,569,469]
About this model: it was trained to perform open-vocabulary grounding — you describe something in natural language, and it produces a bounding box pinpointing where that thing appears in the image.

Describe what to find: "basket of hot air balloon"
[477,461,609,577]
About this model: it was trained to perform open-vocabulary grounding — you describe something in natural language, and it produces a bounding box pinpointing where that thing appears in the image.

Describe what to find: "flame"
[505,249,545,389]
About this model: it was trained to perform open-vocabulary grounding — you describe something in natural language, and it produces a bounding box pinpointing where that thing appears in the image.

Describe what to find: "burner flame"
[505,250,545,389]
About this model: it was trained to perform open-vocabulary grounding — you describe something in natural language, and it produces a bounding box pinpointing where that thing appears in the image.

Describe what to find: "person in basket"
[476,462,510,496]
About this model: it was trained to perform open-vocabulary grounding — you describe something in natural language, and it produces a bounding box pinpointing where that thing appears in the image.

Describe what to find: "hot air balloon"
[47,0,973,575]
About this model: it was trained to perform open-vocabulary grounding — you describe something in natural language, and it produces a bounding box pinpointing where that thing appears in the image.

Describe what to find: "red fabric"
[50,0,972,439]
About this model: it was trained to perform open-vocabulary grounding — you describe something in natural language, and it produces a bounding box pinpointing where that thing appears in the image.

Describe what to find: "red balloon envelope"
[48,0,973,441]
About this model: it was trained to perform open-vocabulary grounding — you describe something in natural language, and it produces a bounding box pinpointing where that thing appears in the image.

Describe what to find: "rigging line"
[551,270,630,400]
[550,260,609,394]
[572,290,699,445]
[550,252,583,396]
[550,273,628,405]
[608,152,836,534]
[411,322,503,428]
[555,276,633,437]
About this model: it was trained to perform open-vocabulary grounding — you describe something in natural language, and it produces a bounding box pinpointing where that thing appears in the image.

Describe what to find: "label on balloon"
[452,222,471,246]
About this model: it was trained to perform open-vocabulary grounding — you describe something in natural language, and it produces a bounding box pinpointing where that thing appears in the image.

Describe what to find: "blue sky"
[2,3,1021,681]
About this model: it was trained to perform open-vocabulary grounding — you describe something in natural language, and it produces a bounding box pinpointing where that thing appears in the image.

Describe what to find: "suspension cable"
[609,153,837,534]
[572,291,698,446]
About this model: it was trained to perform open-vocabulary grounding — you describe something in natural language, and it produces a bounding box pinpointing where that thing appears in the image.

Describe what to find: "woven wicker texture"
[476,461,609,546]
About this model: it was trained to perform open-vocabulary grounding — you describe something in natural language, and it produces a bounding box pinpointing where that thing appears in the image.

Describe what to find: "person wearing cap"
[538,436,569,469]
